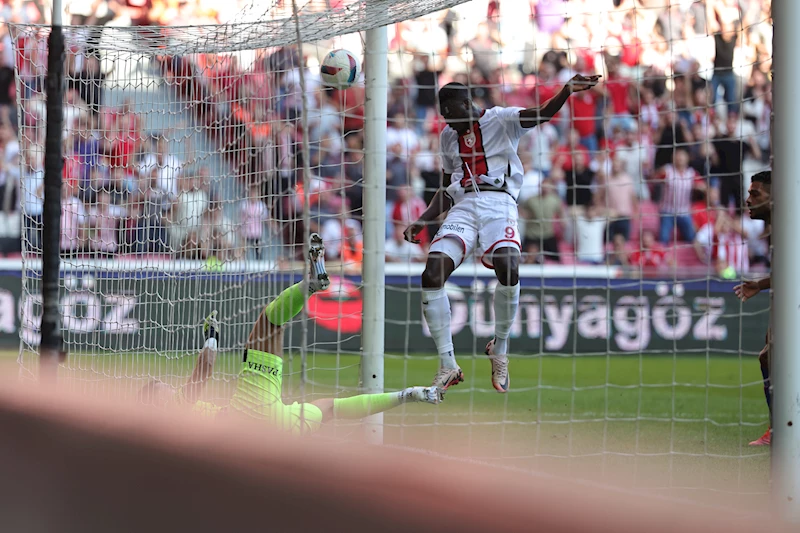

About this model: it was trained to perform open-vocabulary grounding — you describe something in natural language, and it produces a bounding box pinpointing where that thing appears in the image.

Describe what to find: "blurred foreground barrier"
[0,380,783,533]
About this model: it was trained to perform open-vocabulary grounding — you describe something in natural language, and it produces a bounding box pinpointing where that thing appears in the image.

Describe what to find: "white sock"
[398,387,418,403]
[492,283,520,358]
[422,287,458,369]
[204,337,218,351]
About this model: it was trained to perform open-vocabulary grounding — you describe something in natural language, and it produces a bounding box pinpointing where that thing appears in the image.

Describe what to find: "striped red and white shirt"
[658,164,696,215]
[695,223,750,274]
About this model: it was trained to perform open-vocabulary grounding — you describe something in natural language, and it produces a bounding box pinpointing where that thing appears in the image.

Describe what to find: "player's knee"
[493,248,520,286]
[421,266,443,288]
[421,254,452,288]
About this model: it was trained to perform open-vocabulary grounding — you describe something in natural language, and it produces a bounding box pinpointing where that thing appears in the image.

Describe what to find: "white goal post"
[770,0,800,521]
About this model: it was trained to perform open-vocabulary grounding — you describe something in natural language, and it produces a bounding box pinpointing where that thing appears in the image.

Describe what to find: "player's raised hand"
[734,280,760,302]
[403,221,425,244]
[568,74,602,93]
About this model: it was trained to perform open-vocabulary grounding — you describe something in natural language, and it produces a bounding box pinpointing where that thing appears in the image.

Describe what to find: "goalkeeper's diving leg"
[228,233,443,434]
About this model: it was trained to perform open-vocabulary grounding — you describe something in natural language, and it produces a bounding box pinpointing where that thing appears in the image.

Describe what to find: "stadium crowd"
[1,0,772,277]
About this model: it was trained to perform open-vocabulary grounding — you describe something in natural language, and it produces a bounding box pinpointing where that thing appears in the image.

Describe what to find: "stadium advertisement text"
[2,268,768,356]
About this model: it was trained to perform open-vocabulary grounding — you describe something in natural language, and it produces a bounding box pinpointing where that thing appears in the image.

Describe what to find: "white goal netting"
[10,0,772,506]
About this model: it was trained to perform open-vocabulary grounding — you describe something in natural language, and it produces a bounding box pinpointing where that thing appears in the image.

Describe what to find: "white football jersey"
[440,106,527,203]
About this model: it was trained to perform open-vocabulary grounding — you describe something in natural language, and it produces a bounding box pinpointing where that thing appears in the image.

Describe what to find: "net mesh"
[11,0,773,506]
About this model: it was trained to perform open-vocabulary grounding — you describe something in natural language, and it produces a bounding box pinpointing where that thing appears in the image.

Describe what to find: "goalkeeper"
[139,233,443,433]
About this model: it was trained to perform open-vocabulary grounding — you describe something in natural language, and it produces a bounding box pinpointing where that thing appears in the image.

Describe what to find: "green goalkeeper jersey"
[173,349,323,434]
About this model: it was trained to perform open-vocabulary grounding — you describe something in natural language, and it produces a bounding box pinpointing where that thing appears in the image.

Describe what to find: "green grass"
[8,350,771,508]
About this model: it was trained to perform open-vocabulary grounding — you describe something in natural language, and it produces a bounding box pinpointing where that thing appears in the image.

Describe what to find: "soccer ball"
[320,49,360,89]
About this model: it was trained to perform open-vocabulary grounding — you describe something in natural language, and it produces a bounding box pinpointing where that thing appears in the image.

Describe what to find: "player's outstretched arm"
[180,311,220,404]
[311,386,444,422]
[519,74,602,128]
[404,184,453,244]
[734,277,771,302]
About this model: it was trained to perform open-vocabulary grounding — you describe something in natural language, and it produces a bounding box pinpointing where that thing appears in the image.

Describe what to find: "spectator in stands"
[386,222,425,263]
[386,111,421,164]
[638,86,660,132]
[466,22,500,84]
[386,142,409,207]
[629,230,668,269]
[106,165,137,206]
[574,199,614,265]
[688,121,718,180]
[88,189,125,257]
[521,116,559,179]
[615,124,653,200]
[316,137,343,179]
[70,54,107,115]
[713,112,760,214]
[200,201,241,262]
[241,184,270,261]
[691,185,720,232]
[0,118,19,221]
[71,114,99,190]
[532,57,562,118]
[562,138,595,210]
[50,0,770,278]
[412,54,440,135]
[391,185,428,245]
[653,105,692,171]
[82,168,107,204]
[60,178,87,256]
[139,135,182,199]
[554,128,590,177]
[742,69,772,157]
[63,89,89,142]
[533,0,566,37]
[711,112,749,212]
[598,154,637,242]
[108,102,142,170]
[567,73,601,154]
[657,148,698,244]
[607,234,630,268]
[168,173,209,257]
[21,144,43,253]
[707,0,740,113]
[129,166,170,254]
[694,210,749,278]
[521,177,563,264]
[341,218,364,274]
[603,53,635,132]
[517,151,543,204]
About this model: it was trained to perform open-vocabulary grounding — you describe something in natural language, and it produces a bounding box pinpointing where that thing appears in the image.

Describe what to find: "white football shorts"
[429,191,521,268]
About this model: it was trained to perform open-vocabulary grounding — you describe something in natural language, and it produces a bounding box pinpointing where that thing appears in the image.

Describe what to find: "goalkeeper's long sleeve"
[333,392,404,419]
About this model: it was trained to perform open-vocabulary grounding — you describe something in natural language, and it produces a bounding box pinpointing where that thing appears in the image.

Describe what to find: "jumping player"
[733,170,772,446]
[404,74,601,393]
[140,234,444,433]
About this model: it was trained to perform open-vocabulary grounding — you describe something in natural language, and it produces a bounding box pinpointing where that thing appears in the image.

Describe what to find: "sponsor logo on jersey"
[247,362,280,376]
[440,223,466,234]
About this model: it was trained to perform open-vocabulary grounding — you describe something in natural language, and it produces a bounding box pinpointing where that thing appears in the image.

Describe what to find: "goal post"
[39,0,66,381]
[361,25,389,444]
[771,0,800,522]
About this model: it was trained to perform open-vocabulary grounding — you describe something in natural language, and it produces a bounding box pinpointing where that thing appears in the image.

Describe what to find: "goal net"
[11,0,772,504]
